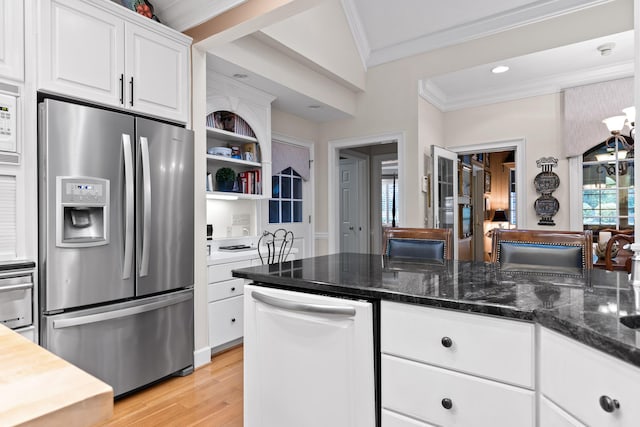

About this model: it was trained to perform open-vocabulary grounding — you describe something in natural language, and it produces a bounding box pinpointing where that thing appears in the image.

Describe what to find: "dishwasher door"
[41,288,194,397]
[244,284,375,427]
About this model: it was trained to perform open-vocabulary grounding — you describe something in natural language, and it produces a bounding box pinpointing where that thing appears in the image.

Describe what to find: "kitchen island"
[234,253,640,427]
[0,324,113,426]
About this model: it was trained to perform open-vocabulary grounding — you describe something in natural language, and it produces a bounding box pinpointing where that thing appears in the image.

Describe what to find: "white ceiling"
[146,0,633,121]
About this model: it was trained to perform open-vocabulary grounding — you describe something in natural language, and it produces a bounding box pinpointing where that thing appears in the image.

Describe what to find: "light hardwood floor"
[98,345,243,427]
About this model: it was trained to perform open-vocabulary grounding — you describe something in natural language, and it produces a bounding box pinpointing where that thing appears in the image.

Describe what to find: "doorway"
[328,133,405,254]
[443,138,525,261]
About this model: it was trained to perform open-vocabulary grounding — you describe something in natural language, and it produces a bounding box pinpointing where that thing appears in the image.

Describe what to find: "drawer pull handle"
[231,318,236,323]
[441,398,453,410]
[231,287,236,292]
[599,395,620,413]
[441,336,453,348]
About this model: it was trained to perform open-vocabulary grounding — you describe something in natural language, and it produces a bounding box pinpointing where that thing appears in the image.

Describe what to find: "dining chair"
[604,234,634,273]
[258,229,294,264]
[491,229,593,274]
[382,227,453,262]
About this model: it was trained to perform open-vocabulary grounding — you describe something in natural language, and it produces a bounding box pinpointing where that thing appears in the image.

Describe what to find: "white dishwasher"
[244,284,376,427]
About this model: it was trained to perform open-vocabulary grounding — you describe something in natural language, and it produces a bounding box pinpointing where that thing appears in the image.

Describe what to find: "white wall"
[418,97,445,228]
[443,93,566,229]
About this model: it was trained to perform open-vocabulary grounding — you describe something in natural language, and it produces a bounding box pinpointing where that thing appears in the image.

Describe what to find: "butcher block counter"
[0,324,113,426]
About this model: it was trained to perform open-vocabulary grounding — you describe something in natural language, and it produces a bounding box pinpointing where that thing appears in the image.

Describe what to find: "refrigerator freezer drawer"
[42,289,194,397]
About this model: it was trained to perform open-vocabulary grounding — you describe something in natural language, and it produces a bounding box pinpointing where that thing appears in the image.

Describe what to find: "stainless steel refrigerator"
[38,98,194,397]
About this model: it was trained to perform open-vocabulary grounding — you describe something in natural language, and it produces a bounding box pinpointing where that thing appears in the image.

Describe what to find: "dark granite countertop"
[233,253,640,369]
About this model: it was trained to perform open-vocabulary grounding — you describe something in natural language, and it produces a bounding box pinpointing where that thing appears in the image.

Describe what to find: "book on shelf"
[238,169,261,195]
[206,173,213,192]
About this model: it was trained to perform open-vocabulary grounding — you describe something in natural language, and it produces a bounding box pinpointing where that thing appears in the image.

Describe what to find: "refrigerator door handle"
[52,292,192,329]
[122,134,134,280]
[140,136,151,277]
[251,290,357,316]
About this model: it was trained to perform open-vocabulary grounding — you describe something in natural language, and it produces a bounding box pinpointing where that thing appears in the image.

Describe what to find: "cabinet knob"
[231,318,236,323]
[441,398,453,410]
[599,395,620,413]
[231,287,236,292]
[441,336,453,348]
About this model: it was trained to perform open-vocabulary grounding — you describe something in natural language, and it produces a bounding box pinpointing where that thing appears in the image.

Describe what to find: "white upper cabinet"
[125,23,188,121]
[37,0,190,123]
[0,0,24,82]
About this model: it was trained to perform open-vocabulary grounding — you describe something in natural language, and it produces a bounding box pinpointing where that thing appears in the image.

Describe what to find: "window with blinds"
[381,177,398,227]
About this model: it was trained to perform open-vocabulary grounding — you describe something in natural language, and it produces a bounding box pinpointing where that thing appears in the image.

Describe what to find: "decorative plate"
[534,171,560,194]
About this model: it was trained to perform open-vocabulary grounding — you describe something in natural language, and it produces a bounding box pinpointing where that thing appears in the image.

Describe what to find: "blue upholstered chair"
[382,227,453,262]
[491,229,593,274]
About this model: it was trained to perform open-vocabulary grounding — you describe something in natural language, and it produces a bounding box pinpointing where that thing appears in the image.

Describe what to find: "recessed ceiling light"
[491,65,509,74]
[232,73,248,79]
[307,105,321,109]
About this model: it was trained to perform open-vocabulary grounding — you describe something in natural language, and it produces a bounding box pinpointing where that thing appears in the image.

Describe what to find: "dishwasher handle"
[251,290,356,316]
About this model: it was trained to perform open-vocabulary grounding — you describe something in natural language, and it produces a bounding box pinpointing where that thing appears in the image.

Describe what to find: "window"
[269,167,303,223]
[509,169,517,226]
[381,176,398,226]
[582,141,634,233]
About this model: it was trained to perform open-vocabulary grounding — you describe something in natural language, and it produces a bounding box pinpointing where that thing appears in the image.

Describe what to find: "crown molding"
[420,61,634,112]
[367,0,610,67]
[340,0,370,71]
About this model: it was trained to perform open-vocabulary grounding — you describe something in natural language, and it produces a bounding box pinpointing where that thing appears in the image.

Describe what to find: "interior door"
[135,118,194,296]
[340,158,362,253]
[432,146,459,257]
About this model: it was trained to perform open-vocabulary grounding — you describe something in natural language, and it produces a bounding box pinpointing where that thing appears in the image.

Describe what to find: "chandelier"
[596,106,635,176]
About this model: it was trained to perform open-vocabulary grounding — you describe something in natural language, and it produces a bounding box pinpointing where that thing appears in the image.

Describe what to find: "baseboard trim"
[194,346,211,368]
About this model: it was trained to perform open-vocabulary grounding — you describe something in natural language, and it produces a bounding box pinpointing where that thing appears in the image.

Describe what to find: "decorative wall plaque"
[534,157,559,226]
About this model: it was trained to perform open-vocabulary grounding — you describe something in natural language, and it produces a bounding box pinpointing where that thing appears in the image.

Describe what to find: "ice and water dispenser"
[56,176,110,247]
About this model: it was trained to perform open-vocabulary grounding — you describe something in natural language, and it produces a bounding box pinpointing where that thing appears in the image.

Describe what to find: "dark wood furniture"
[382,227,453,261]
[604,234,634,273]
[491,229,593,272]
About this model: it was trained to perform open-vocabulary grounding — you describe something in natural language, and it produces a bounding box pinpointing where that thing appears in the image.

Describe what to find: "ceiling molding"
[158,0,247,32]
[367,0,611,67]
[340,0,370,71]
[420,61,634,112]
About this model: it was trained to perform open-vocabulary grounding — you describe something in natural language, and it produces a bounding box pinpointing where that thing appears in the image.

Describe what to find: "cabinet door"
[38,0,124,106]
[208,295,243,348]
[125,23,189,123]
[540,327,640,427]
[540,395,586,427]
[0,0,24,81]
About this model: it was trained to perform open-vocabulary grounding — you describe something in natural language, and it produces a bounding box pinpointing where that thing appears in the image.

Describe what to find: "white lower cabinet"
[540,326,640,427]
[381,301,535,427]
[540,395,585,427]
[382,409,435,427]
[207,260,251,352]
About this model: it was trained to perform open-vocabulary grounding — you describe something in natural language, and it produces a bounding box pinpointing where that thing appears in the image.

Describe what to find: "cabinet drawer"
[540,395,585,427]
[382,409,435,427]
[208,260,251,283]
[208,279,244,303]
[208,296,243,348]
[540,327,640,427]
[381,301,534,388]
[382,354,535,427]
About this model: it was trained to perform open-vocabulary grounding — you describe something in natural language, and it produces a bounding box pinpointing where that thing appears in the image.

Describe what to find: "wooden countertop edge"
[0,325,114,426]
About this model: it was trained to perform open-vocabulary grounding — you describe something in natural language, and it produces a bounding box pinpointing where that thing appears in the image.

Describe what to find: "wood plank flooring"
[98,345,243,427]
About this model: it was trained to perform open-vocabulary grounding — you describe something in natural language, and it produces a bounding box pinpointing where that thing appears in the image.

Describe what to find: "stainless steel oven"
[0,271,33,329]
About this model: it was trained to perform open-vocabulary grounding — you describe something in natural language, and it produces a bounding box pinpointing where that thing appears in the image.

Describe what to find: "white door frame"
[372,152,398,254]
[261,132,315,258]
[328,132,405,254]
[449,138,527,227]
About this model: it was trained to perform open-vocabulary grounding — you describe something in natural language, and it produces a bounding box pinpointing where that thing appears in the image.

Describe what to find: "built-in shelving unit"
[206,111,265,198]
